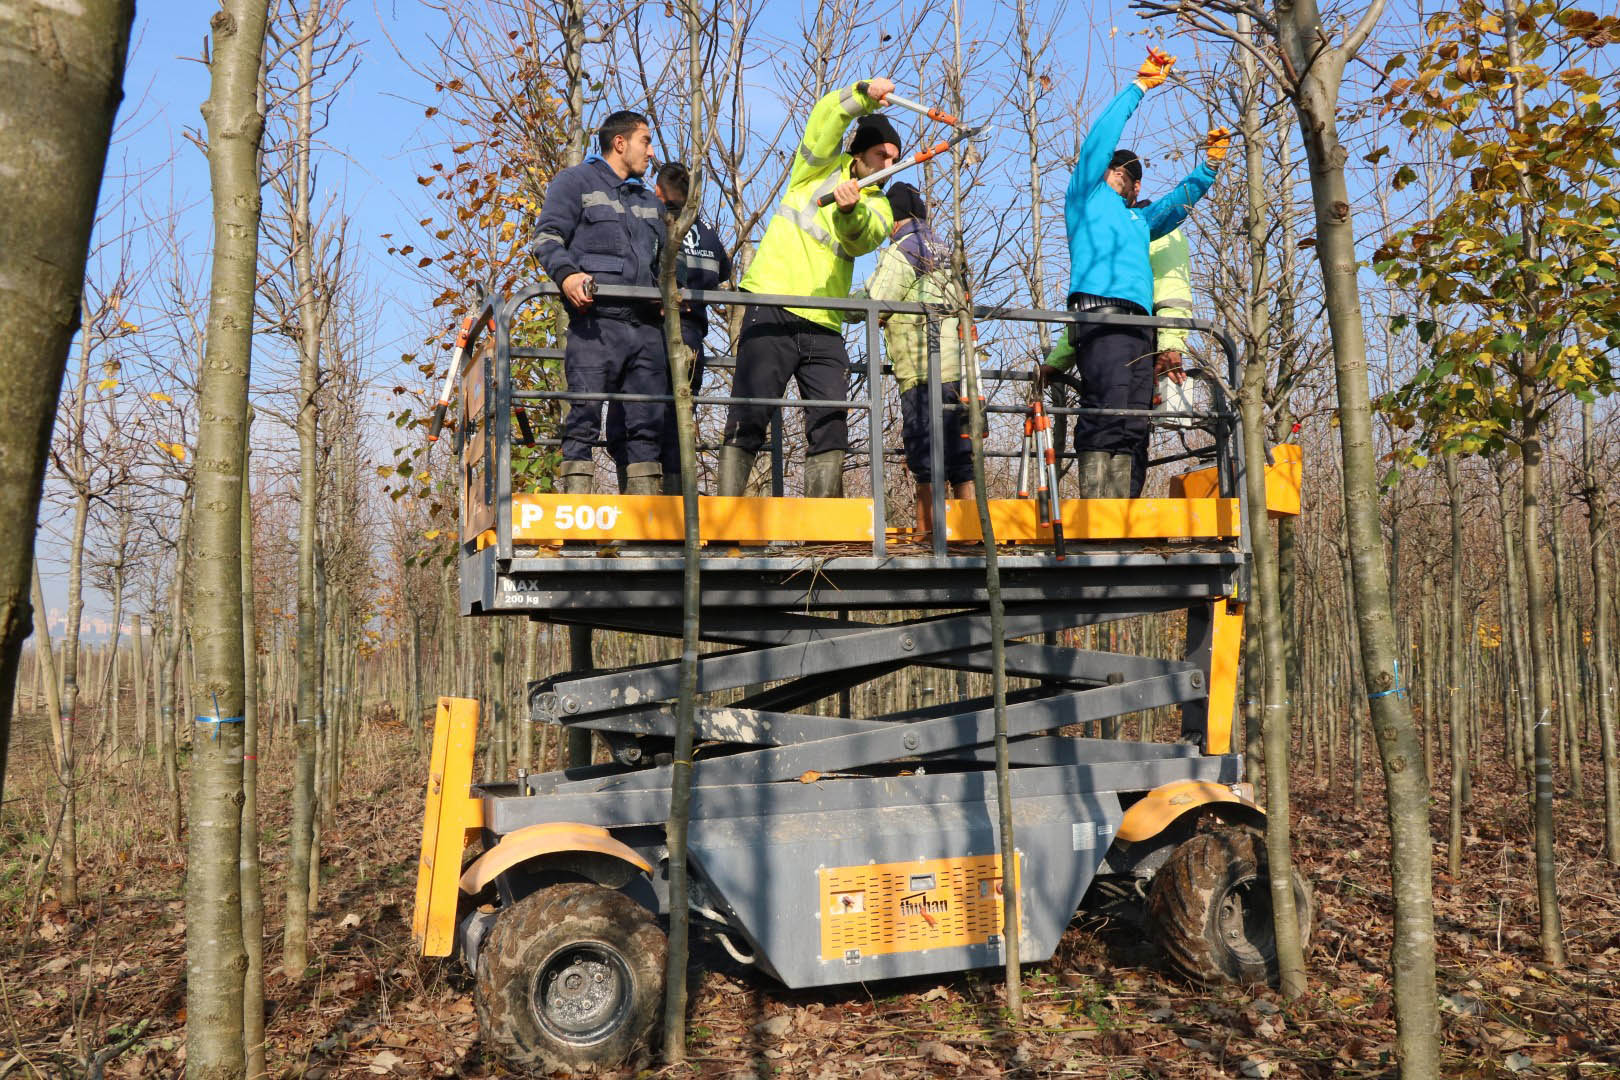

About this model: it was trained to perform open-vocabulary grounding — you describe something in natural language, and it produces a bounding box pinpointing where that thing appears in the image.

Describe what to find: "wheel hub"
[533,943,632,1045]
[1216,878,1270,963]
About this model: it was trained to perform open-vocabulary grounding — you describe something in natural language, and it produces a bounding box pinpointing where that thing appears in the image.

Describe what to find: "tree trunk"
[133,612,147,755]
[1419,574,1435,782]
[1243,623,1265,792]
[1235,29,1305,992]
[159,499,194,839]
[186,3,268,1074]
[1497,471,1533,776]
[1518,429,1566,964]
[491,617,507,777]
[0,0,134,808]
[240,413,266,1079]
[1340,539,1365,809]
[1547,473,1583,799]
[409,610,423,739]
[1445,452,1468,880]
[284,0,326,979]
[103,516,128,758]
[30,565,77,907]
[62,328,93,769]
[567,628,592,766]
[1583,401,1620,861]
[658,2,707,1060]
[1275,0,1440,1068]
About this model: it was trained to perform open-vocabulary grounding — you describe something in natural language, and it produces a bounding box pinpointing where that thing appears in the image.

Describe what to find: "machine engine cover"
[688,789,1122,988]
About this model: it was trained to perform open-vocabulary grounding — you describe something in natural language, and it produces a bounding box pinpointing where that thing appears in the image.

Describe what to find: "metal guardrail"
[459,282,1249,567]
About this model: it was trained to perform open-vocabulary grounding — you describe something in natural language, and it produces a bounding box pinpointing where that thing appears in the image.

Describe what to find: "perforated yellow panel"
[819,854,1021,961]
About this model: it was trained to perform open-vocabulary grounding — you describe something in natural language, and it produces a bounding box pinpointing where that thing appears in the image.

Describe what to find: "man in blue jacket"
[605,161,733,494]
[531,110,668,494]
[1038,50,1230,498]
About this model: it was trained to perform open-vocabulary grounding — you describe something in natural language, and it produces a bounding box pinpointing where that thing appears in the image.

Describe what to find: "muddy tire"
[1146,828,1313,986]
[475,882,666,1074]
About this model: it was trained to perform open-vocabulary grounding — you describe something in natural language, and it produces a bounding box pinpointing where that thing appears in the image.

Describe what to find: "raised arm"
[1066,83,1144,209]
[1144,129,1227,239]
[790,80,888,188]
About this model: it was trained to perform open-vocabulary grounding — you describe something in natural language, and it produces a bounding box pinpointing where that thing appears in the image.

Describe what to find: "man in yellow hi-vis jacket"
[718,78,900,498]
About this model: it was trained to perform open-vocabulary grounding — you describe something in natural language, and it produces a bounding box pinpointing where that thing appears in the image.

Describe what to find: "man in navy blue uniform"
[605,161,733,494]
[531,110,668,494]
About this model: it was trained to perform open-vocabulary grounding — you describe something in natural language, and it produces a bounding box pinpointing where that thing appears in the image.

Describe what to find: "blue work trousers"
[607,321,703,476]
[1067,320,1156,456]
[561,314,668,464]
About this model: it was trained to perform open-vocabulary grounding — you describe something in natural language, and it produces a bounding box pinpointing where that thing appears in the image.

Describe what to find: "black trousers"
[1067,319,1156,456]
[606,322,704,475]
[561,314,668,463]
[722,303,849,456]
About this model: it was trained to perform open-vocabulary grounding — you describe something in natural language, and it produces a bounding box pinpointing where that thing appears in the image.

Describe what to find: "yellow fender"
[1116,780,1263,844]
[459,821,652,895]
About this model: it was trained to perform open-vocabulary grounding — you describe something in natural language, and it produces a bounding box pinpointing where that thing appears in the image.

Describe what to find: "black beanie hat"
[886,181,927,222]
[1110,149,1143,183]
[849,113,903,157]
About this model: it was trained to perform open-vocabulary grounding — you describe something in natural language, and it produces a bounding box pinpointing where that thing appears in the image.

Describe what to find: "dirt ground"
[2,714,1619,1078]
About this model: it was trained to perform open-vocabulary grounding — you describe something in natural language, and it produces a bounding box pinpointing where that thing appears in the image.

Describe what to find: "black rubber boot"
[1107,453,1133,498]
[1077,451,1111,499]
[804,451,845,499]
[717,445,756,497]
[625,462,662,496]
[557,459,595,494]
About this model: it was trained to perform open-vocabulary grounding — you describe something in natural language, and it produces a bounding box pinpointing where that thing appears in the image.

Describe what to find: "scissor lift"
[413,284,1310,1074]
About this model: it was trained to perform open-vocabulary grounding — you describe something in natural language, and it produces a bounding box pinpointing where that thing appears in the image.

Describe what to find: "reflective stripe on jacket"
[1150,227,1193,353]
[852,220,963,390]
[675,214,733,336]
[738,83,895,330]
[531,157,666,317]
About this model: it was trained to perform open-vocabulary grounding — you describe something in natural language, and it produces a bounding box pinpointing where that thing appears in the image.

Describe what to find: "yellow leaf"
[149,392,173,403]
[424,529,441,540]
[157,441,187,462]
[97,378,118,391]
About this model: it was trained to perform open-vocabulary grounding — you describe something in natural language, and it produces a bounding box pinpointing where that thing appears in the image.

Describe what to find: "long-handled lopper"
[859,84,968,129]
[815,123,986,207]
[1029,399,1066,560]
[427,314,478,442]
[1016,412,1034,499]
